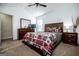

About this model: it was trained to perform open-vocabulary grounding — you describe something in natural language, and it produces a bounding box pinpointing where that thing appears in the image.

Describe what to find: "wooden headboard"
[45,22,63,32]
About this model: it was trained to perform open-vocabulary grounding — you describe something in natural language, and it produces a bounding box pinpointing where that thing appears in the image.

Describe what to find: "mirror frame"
[20,18,31,28]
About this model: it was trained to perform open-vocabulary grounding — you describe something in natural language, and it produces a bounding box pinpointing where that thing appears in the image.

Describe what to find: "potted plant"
[72,17,79,32]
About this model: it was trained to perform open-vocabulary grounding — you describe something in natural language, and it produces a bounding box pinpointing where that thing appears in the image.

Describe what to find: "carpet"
[0,43,40,56]
[0,40,79,56]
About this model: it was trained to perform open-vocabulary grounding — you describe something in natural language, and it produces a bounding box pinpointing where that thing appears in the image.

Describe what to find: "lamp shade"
[31,24,36,28]
[28,24,36,28]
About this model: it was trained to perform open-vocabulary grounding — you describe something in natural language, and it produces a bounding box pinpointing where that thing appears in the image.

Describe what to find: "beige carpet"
[0,40,79,56]
[0,40,40,56]
[53,43,79,56]
[3,45,40,56]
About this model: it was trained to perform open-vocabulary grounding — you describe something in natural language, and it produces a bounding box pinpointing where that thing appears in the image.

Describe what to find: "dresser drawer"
[63,39,77,46]
[63,32,77,46]
[64,38,76,42]
[18,28,34,40]
[63,34,76,37]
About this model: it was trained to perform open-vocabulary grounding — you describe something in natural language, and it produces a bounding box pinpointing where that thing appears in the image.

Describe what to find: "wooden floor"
[0,39,79,56]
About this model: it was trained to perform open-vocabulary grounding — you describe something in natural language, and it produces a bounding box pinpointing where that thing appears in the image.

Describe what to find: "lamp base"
[73,28,76,32]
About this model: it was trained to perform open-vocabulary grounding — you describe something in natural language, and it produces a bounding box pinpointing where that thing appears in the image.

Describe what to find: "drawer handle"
[68,36,72,37]
[68,40,71,42]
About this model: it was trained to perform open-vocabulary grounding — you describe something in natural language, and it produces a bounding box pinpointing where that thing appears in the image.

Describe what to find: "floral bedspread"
[22,32,57,55]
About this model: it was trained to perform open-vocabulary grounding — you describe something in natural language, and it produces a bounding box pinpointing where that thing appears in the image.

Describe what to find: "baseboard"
[1,37,13,40]
[1,37,13,41]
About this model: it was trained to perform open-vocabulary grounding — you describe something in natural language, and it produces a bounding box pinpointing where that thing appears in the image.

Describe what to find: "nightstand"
[63,32,78,46]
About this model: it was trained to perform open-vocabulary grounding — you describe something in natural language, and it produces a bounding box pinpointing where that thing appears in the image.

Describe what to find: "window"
[37,19,43,32]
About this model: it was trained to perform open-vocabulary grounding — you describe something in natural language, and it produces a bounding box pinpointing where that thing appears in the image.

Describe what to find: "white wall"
[37,4,79,30]
[0,3,79,42]
[0,4,37,40]
[37,4,79,44]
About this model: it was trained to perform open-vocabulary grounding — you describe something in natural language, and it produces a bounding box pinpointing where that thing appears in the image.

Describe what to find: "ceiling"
[0,3,79,17]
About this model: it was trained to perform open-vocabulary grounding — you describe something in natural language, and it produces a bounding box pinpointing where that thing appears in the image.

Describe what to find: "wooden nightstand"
[63,32,78,46]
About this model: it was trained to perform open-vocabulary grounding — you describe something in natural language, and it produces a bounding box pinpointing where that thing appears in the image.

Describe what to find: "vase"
[73,27,76,32]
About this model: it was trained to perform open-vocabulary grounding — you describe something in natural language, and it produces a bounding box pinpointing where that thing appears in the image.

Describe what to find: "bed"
[22,22,63,56]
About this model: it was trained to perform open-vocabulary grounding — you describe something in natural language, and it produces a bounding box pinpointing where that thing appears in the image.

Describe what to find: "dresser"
[63,32,77,46]
[18,28,34,40]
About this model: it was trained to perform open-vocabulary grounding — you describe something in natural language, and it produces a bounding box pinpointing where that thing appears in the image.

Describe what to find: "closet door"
[0,14,1,44]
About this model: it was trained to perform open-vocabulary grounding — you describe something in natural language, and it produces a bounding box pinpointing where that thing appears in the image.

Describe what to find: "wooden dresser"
[63,32,77,46]
[18,28,34,40]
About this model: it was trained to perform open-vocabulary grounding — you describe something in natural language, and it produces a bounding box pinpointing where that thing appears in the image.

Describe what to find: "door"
[0,14,1,44]
[1,13,13,40]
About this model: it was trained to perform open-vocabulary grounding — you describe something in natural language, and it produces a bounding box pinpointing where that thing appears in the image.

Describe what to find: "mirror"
[20,18,31,28]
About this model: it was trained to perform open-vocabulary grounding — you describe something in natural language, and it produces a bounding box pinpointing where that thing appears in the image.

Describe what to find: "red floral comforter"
[22,32,57,55]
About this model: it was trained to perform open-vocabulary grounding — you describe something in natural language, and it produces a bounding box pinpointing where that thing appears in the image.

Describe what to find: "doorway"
[0,13,13,43]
